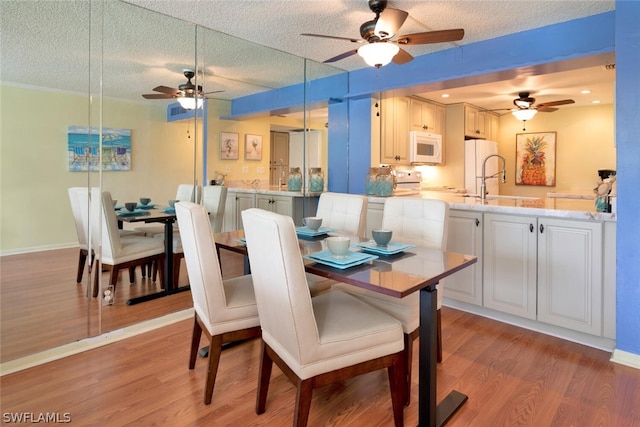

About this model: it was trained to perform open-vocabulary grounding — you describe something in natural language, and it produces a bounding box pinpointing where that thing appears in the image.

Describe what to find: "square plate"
[163,207,175,214]
[304,250,378,269]
[296,226,334,237]
[354,241,415,256]
[118,209,147,217]
[137,204,155,209]
[234,237,247,244]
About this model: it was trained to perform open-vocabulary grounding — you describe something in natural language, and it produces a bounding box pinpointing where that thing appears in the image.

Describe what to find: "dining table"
[116,206,190,305]
[213,229,477,427]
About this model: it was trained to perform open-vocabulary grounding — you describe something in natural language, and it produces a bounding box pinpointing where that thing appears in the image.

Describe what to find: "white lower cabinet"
[482,213,604,333]
[222,191,256,232]
[256,193,319,226]
[537,218,603,335]
[445,210,483,306]
[483,213,538,319]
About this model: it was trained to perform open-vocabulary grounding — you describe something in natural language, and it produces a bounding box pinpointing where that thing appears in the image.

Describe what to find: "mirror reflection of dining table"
[213,229,477,427]
[116,205,190,305]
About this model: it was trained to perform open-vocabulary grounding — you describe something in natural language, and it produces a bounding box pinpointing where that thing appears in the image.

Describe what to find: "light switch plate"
[257,167,265,174]
[242,166,248,173]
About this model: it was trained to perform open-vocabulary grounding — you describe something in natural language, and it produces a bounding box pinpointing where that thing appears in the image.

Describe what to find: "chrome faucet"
[480,154,506,203]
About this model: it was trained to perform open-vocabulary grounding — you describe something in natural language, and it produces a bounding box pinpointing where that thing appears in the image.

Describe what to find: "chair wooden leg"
[110,266,120,294]
[172,255,181,289]
[204,334,223,404]
[128,266,136,283]
[93,261,101,298]
[256,341,273,415]
[294,379,313,427]
[404,332,413,406]
[437,308,443,363]
[387,353,406,427]
[77,249,87,283]
[189,315,203,370]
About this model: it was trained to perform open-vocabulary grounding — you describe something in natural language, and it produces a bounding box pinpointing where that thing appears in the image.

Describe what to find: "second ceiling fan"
[302,0,464,67]
[142,70,222,109]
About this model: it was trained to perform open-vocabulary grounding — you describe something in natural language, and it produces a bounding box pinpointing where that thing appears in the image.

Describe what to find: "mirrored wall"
[0,0,346,363]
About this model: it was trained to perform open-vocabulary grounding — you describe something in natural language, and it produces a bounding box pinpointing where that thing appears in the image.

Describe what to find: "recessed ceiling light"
[581,90,592,94]
[592,100,601,104]
[441,94,450,98]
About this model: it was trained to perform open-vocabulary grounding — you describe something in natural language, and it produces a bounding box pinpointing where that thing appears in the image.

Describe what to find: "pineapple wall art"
[516,132,557,186]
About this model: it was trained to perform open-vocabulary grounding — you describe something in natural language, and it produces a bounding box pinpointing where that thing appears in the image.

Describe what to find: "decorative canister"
[309,167,324,192]
[287,167,302,191]
[365,167,379,195]
[375,166,395,197]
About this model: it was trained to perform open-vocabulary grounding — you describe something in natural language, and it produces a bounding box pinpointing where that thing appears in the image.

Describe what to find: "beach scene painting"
[68,126,131,171]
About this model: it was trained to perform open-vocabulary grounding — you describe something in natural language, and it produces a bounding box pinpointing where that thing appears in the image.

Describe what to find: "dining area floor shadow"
[0,247,246,363]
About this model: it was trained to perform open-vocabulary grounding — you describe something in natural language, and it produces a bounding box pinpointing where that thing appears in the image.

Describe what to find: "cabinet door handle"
[540,224,544,233]
[475,218,480,227]
[529,223,534,233]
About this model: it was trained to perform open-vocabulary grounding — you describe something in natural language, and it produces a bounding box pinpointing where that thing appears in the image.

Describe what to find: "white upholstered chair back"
[202,185,228,233]
[176,183,200,203]
[381,197,449,251]
[315,192,368,237]
[67,187,89,249]
[176,201,257,335]
[88,188,122,262]
[241,208,318,366]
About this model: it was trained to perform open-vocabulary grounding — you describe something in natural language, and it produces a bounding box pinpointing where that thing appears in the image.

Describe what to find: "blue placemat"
[304,250,378,269]
[355,241,415,256]
[296,226,334,237]
[118,209,147,217]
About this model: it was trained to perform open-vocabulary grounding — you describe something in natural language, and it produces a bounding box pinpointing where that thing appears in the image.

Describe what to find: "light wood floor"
[0,247,242,362]
[2,248,640,425]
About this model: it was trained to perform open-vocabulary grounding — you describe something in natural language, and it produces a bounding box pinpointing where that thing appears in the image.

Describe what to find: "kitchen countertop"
[225,185,322,198]
[369,191,616,222]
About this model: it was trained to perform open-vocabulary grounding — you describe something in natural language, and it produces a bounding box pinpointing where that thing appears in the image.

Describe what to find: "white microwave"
[410,131,443,164]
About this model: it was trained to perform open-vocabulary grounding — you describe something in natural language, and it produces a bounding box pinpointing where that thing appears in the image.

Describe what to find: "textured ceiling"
[0,0,615,112]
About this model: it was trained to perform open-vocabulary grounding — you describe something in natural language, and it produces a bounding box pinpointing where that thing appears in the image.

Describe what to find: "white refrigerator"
[464,139,499,196]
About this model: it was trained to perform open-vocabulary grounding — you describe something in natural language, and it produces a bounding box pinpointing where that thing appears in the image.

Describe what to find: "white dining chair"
[176,201,260,405]
[334,197,450,404]
[86,188,165,298]
[306,192,369,296]
[241,208,405,427]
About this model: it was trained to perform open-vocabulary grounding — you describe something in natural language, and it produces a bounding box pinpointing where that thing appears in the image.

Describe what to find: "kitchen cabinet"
[381,97,410,164]
[222,191,255,232]
[464,105,487,139]
[483,213,604,332]
[486,112,500,141]
[410,97,443,134]
[365,200,385,239]
[483,213,538,319]
[444,210,483,306]
[537,218,603,335]
[256,193,319,226]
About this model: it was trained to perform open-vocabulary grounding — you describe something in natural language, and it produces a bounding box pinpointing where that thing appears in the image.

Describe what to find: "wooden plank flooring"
[2,306,639,425]
[2,248,640,425]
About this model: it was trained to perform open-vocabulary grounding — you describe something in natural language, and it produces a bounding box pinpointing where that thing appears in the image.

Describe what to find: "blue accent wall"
[327,99,349,193]
[614,0,640,356]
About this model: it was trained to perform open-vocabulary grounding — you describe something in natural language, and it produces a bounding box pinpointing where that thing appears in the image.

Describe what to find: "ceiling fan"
[142,70,222,109]
[301,0,464,68]
[492,91,575,130]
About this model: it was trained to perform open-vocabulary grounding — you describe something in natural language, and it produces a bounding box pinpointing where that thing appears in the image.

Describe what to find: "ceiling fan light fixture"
[177,95,203,110]
[358,42,399,68]
[512,108,537,121]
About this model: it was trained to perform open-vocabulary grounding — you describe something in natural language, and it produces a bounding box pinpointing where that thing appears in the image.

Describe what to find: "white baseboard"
[0,308,194,376]
[610,349,640,369]
[1,242,76,257]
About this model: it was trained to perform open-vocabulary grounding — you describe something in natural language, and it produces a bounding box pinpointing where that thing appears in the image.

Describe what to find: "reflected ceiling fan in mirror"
[302,0,464,68]
[142,70,223,110]
[493,91,575,130]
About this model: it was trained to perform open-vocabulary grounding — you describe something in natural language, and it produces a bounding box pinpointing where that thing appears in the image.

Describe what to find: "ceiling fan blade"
[375,8,409,39]
[392,48,413,65]
[301,33,364,43]
[396,29,464,45]
[152,85,180,95]
[142,93,174,99]
[202,90,224,95]
[537,107,559,113]
[536,99,575,108]
[323,49,359,64]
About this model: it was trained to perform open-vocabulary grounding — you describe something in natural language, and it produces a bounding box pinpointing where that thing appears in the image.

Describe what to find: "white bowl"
[325,236,350,258]
[303,216,322,231]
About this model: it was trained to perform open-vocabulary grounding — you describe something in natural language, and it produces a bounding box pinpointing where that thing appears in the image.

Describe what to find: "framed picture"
[220,132,239,160]
[245,134,262,160]
[68,126,131,171]
[515,131,557,186]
